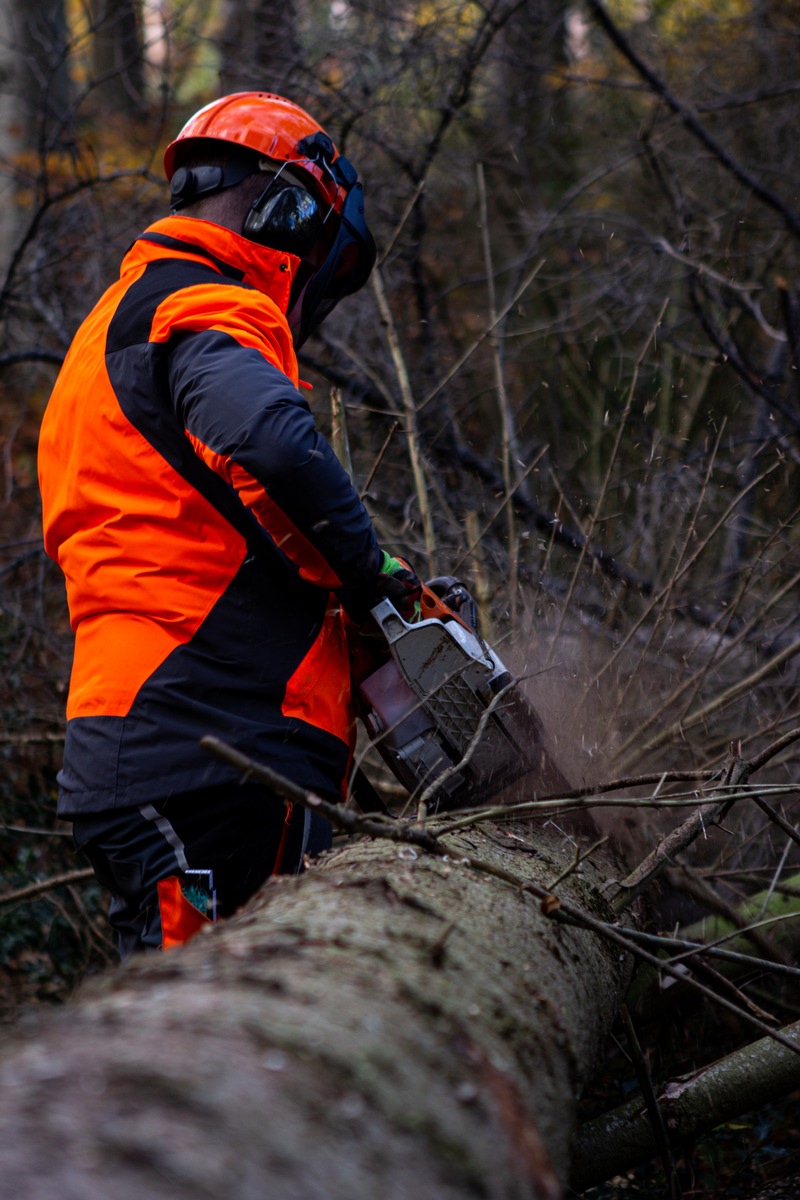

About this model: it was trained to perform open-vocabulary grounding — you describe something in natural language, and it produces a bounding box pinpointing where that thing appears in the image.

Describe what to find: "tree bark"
[89,0,145,118]
[0,823,628,1199]
[0,0,72,267]
[218,0,302,97]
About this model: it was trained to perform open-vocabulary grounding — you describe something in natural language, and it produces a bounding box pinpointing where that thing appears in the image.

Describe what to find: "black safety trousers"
[73,781,332,959]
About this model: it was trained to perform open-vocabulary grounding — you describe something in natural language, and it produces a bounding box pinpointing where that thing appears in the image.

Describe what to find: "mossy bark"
[0,824,629,1199]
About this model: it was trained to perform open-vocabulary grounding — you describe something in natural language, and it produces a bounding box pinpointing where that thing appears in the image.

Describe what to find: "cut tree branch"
[571,1018,800,1192]
[612,743,752,913]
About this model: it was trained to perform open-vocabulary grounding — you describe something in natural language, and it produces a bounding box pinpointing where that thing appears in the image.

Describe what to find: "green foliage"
[0,379,116,1018]
[0,749,114,1023]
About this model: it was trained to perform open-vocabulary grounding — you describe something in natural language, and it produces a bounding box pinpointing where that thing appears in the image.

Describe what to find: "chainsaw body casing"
[357,599,567,810]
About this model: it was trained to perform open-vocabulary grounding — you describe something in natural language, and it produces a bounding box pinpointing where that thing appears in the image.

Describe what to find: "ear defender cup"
[242,183,323,256]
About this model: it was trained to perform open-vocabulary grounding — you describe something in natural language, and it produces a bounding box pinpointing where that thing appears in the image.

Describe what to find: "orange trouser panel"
[271,802,294,876]
[157,875,212,949]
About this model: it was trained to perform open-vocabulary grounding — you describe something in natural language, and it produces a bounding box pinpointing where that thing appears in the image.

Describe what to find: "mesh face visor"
[288,165,377,347]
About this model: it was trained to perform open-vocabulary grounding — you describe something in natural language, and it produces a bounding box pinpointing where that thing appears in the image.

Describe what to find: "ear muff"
[242,180,323,256]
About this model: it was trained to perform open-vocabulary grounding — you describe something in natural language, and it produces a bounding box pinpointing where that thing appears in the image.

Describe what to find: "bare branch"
[586,0,800,240]
[0,868,94,909]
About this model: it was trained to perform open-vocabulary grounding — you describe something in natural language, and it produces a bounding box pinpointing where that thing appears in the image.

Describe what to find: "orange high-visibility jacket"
[38,216,381,815]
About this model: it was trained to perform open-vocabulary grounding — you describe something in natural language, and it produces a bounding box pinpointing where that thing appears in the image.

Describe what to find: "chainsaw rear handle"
[392,560,478,632]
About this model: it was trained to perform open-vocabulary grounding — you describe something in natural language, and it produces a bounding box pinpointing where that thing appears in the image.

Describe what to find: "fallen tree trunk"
[0,822,629,1199]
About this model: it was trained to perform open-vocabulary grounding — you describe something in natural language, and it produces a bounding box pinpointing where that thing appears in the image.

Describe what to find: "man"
[38,92,420,957]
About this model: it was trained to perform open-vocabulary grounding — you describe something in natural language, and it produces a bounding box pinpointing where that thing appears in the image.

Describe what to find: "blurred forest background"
[1,1,800,1193]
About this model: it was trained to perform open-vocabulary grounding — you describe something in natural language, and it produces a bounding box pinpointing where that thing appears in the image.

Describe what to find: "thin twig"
[450,448,548,577]
[615,925,800,978]
[477,160,518,625]
[612,550,800,764]
[433,771,716,836]
[201,736,800,1055]
[418,257,546,415]
[606,420,725,728]
[584,458,782,726]
[378,178,426,266]
[550,299,668,668]
[329,386,354,478]
[623,635,800,770]
[546,837,609,891]
[0,868,95,908]
[620,1005,683,1200]
[1,822,71,837]
[360,419,399,500]
[753,801,800,849]
[371,264,436,574]
[201,736,440,851]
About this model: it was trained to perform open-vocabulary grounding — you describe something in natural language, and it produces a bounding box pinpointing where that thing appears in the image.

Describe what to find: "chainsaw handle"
[418,582,472,629]
[394,559,477,632]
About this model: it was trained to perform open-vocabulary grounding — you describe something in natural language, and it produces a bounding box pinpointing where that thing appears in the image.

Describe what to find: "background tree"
[217,0,303,93]
[0,0,72,263]
[88,0,146,118]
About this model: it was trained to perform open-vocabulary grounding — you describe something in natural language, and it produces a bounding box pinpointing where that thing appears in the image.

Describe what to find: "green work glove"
[372,550,422,622]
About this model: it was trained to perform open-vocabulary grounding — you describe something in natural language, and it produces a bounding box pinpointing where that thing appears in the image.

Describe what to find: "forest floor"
[581,1097,800,1199]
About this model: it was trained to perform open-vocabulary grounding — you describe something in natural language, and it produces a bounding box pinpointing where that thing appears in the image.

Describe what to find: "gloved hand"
[344,551,422,684]
[370,550,422,623]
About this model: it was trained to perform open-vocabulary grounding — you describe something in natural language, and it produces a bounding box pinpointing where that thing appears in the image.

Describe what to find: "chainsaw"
[355,576,571,812]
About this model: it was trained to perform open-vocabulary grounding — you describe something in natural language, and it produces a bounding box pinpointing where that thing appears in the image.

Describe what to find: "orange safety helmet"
[165,93,342,210]
[163,92,376,346]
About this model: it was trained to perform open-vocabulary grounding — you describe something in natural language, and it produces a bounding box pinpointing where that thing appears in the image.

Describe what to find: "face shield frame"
[283,134,377,347]
[286,181,376,347]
